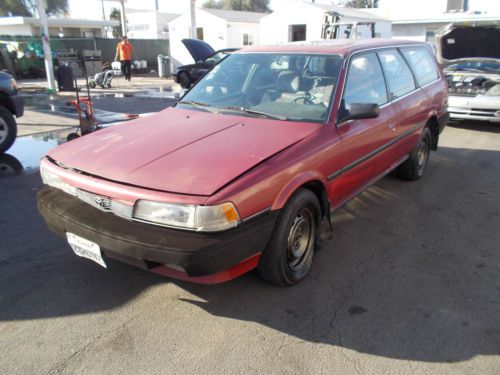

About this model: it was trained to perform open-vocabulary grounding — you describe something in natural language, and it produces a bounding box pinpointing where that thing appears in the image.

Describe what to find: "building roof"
[202,8,268,23]
[308,2,389,21]
[0,16,119,28]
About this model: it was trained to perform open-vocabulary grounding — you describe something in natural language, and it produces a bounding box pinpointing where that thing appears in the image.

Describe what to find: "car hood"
[48,108,321,196]
[435,23,500,64]
[181,39,215,63]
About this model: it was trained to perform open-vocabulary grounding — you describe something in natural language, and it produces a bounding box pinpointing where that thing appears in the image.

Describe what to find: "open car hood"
[181,39,216,62]
[435,23,500,65]
[47,108,321,196]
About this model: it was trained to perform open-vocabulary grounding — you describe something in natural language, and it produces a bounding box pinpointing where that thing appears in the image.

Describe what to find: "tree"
[0,0,68,17]
[203,0,271,13]
[109,8,122,38]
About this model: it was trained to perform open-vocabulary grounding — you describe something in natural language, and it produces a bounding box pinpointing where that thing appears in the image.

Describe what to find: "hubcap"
[0,117,8,143]
[287,208,314,271]
[416,139,429,174]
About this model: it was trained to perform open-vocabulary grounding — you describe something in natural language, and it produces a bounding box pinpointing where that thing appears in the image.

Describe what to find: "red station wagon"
[38,39,448,286]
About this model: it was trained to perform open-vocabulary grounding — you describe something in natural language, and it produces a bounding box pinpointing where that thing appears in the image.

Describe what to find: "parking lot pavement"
[0,121,499,374]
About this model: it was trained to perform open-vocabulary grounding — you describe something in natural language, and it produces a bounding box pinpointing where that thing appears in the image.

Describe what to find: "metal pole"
[101,0,106,37]
[120,0,127,36]
[190,0,196,39]
[37,0,56,92]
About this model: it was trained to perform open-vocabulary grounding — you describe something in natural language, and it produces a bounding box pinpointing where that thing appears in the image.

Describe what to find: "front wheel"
[0,105,17,154]
[258,188,320,286]
[177,72,191,89]
[396,127,431,181]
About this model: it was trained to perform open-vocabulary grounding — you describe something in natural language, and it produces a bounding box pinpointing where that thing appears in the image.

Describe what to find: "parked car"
[0,70,24,153]
[173,39,238,89]
[436,23,500,122]
[37,39,448,286]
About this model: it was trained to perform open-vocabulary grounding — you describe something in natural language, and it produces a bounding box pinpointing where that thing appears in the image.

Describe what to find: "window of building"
[243,33,254,46]
[197,27,204,40]
[289,24,306,42]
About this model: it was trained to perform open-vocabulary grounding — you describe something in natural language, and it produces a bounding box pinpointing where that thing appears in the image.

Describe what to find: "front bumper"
[37,186,277,279]
[11,94,24,117]
[448,108,500,122]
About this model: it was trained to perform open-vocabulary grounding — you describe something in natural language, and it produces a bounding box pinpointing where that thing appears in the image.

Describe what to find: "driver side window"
[343,53,388,109]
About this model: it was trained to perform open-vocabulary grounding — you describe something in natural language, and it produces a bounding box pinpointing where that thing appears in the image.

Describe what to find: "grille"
[75,189,134,220]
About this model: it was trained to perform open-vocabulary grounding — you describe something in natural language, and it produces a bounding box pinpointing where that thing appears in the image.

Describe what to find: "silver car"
[436,23,500,123]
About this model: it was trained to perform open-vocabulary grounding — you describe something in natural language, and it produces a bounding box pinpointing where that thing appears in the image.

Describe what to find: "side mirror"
[338,103,380,123]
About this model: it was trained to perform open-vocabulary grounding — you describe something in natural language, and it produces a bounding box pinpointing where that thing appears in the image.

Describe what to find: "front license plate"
[66,232,107,268]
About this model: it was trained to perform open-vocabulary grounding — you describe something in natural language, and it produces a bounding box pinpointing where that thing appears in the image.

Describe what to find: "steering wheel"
[293,93,316,104]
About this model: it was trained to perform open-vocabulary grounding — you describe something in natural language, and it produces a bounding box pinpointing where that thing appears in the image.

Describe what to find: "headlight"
[40,163,77,196]
[133,200,240,232]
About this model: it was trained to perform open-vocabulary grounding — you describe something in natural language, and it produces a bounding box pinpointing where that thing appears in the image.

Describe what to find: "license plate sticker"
[66,232,107,268]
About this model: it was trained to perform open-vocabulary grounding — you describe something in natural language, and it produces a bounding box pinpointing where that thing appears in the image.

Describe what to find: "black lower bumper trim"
[37,186,278,276]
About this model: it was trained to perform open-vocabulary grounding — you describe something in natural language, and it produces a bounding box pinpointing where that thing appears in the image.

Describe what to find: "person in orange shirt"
[114,36,138,81]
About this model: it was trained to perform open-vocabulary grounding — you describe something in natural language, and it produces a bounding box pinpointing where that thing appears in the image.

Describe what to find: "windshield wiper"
[219,106,288,120]
[178,100,219,113]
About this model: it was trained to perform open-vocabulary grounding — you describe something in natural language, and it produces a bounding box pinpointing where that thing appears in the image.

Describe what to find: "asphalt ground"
[0,120,499,374]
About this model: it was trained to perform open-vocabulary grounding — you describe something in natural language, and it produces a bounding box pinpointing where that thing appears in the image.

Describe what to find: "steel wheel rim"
[416,139,429,175]
[287,208,314,271]
[0,117,8,143]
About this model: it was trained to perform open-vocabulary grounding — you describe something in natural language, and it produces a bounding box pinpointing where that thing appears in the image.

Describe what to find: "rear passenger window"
[343,53,388,108]
[377,50,416,99]
[400,46,439,86]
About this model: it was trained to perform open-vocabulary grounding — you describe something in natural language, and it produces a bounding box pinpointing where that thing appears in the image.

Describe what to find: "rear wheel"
[178,71,191,89]
[397,127,431,181]
[0,105,17,154]
[258,188,320,286]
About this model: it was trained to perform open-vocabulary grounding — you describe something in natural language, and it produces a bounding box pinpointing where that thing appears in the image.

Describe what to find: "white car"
[436,24,500,123]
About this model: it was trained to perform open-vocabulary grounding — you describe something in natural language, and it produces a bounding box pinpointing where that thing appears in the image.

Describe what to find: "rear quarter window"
[400,46,439,86]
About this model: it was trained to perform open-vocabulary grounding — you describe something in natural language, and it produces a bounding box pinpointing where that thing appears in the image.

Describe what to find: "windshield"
[446,61,500,73]
[177,53,343,122]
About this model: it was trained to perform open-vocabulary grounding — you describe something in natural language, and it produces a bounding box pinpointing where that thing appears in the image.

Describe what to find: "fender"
[271,171,329,210]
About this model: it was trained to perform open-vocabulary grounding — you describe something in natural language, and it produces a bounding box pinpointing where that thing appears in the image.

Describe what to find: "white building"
[126,10,180,39]
[168,8,265,67]
[373,0,500,43]
[0,16,118,37]
[260,0,391,45]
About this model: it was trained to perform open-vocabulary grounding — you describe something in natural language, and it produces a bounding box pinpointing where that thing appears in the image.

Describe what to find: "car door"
[331,52,396,207]
[377,48,428,160]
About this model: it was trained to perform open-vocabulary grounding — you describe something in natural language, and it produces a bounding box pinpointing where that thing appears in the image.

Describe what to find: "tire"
[178,71,191,89]
[88,81,96,89]
[0,153,23,176]
[396,127,432,181]
[258,188,321,286]
[0,105,17,154]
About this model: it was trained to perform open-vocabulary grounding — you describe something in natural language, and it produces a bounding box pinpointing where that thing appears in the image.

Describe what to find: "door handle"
[388,123,397,132]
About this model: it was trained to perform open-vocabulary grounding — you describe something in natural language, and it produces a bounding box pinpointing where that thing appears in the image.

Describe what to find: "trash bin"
[56,65,74,92]
[157,55,171,78]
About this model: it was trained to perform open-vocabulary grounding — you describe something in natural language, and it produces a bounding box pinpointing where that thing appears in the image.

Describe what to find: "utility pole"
[37,0,56,92]
[119,0,127,36]
[190,0,196,39]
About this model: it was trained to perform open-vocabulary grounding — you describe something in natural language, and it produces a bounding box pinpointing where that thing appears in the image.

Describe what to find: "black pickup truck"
[0,70,24,153]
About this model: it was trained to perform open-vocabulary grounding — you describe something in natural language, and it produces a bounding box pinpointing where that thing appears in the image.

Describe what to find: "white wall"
[227,22,260,48]
[0,24,33,36]
[377,0,448,20]
[260,1,391,45]
[168,9,227,67]
[127,12,158,39]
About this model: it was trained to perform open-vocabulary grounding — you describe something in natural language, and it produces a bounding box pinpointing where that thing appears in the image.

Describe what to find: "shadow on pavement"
[448,120,500,133]
[0,145,498,364]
